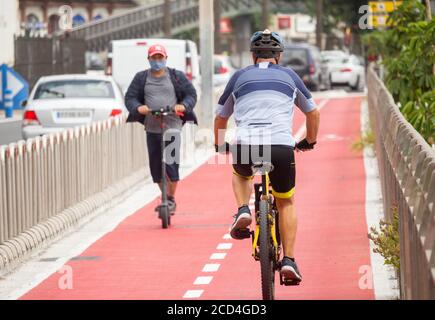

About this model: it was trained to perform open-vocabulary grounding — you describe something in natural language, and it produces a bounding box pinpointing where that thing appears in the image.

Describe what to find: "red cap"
[148,44,167,58]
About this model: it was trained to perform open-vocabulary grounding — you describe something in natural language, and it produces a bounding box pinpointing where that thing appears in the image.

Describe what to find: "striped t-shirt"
[215,62,317,146]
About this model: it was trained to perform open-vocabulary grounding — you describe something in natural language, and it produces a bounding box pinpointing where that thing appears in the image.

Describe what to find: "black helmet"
[250,29,284,53]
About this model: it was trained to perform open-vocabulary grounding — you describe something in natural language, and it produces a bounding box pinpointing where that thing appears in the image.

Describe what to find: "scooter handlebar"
[150,106,184,117]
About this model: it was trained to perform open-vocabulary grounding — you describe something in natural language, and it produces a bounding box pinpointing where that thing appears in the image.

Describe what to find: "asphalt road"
[0,119,23,146]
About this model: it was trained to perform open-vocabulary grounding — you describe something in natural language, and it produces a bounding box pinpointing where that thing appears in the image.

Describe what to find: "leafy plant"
[363,0,435,145]
[352,130,375,151]
[400,90,435,144]
[368,207,400,272]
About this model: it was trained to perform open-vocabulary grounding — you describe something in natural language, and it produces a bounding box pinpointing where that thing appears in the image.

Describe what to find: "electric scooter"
[151,106,183,229]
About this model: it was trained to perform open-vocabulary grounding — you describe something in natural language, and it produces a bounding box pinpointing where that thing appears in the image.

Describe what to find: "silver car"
[22,74,126,140]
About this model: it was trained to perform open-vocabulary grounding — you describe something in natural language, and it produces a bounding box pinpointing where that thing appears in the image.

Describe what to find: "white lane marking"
[183,233,233,299]
[194,276,213,285]
[217,243,232,250]
[210,253,227,260]
[183,290,204,298]
[294,99,330,141]
[360,99,399,299]
[319,133,346,142]
[202,264,220,272]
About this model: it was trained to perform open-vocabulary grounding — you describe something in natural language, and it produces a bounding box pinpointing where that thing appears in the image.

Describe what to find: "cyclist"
[213,30,320,283]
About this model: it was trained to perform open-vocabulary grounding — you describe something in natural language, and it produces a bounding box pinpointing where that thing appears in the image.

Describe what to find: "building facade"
[0,0,20,66]
[19,0,138,36]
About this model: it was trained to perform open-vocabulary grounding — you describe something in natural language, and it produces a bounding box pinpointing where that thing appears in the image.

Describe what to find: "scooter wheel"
[160,206,170,229]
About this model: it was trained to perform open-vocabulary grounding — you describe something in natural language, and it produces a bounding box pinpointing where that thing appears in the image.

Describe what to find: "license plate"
[56,111,92,119]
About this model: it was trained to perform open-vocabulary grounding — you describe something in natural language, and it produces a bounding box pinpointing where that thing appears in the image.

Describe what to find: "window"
[34,80,115,99]
[282,48,308,66]
[73,14,86,27]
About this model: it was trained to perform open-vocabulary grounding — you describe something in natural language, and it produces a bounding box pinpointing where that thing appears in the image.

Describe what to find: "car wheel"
[357,75,365,91]
[351,76,360,91]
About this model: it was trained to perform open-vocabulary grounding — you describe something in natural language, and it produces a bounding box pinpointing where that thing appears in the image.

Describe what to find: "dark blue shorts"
[146,131,181,183]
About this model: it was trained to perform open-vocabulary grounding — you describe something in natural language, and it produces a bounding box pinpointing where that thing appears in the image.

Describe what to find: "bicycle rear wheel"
[259,200,275,300]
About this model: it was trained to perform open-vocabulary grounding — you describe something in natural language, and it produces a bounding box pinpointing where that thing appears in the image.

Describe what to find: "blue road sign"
[0,64,29,118]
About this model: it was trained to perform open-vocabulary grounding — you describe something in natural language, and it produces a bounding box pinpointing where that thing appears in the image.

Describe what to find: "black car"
[280,43,324,91]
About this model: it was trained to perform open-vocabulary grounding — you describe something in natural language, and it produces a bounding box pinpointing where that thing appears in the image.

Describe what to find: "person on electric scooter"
[125,44,198,214]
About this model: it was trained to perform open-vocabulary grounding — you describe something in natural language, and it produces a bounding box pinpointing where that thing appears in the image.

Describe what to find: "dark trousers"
[146,131,181,183]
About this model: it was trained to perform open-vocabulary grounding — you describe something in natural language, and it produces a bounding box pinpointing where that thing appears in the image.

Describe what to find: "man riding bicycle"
[213,29,320,283]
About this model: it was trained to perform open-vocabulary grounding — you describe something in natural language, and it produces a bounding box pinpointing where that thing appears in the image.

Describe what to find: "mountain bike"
[235,161,300,300]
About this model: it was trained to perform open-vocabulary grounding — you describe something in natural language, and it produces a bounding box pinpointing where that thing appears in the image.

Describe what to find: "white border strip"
[360,98,399,300]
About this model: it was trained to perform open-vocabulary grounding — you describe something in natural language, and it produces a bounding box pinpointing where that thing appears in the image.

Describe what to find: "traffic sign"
[369,1,403,14]
[0,64,29,118]
[369,14,391,27]
[368,1,402,28]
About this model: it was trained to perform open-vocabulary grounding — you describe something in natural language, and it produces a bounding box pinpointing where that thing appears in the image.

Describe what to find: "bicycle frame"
[251,172,279,262]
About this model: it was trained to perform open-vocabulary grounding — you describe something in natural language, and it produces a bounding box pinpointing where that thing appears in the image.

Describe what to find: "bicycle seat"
[251,161,274,175]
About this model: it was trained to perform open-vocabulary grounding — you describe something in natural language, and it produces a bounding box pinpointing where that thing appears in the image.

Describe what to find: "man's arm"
[125,72,146,119]
[295,91,320,149]
[285,67,320,146]
[214,116,229,146]
[177,71,197,113]
[214,94,233,151]
[305,108,320,144]
[213,71,240,149]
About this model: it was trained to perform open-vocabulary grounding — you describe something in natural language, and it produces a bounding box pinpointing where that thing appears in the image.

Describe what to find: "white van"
[107,38,201,97]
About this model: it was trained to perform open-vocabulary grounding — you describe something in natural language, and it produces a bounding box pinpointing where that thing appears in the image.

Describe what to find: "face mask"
[149,59,167,71]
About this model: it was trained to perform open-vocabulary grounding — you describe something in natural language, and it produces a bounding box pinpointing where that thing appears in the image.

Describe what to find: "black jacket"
[125,68,198,125]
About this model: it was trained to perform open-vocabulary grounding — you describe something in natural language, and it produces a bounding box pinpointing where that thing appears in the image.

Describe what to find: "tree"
[282,0,368,51]
[363,0,435,144]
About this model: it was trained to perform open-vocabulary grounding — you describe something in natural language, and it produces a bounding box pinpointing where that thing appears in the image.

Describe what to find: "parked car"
[280,43,322,91]
[320,50,349,90]
[213,54,237,86]
[22,74,126,140]
[321,51,365,91]
[321,50,348,62]
[107,38,201,97]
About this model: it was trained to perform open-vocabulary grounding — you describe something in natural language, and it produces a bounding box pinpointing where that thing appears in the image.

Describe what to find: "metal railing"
[68,0,306,51]
[367,65,435,300]
[0,117,148,245]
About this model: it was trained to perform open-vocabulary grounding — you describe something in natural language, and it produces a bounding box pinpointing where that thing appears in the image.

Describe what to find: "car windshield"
[321,52,348,64]
[34,80,115,99]
[282,48,308,66]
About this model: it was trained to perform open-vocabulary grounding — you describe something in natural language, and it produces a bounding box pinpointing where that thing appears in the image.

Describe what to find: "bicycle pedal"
[234,228,251,239]
[280,275,301,286]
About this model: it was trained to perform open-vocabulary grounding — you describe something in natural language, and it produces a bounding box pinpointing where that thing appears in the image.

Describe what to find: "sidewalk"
[0,110,23,124]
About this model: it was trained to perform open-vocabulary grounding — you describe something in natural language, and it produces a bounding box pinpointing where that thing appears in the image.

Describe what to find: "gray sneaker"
[280,257,302,282]
[168,198,176,215]
[230,205,252,239]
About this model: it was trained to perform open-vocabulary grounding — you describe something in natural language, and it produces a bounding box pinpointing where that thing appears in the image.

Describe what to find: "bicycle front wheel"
[259,200,275,300]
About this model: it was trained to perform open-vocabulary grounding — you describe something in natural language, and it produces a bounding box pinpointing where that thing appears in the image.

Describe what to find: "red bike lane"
[20,96,374,300]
